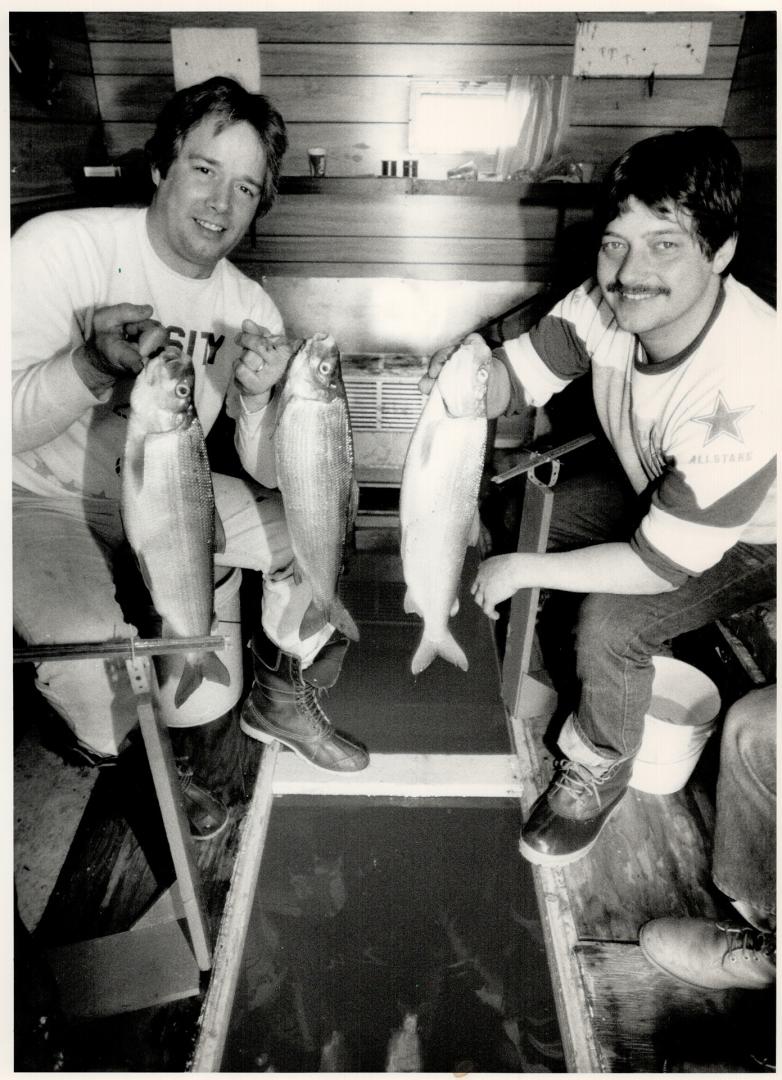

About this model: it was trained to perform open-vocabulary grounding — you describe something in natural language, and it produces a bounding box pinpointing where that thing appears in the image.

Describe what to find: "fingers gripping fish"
[121,339,229,707]
[400,334,491,674]
[274,333,360,644]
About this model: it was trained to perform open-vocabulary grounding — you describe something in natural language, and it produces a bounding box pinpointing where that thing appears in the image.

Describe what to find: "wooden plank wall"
[723,11,777,306]
[77,12,748,286]
[10,13,105,202]
[87,11,743,177]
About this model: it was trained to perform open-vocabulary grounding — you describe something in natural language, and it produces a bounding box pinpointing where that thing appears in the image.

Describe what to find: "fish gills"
[275,335,359,643]
[400,338,490,674]
[122,349,229,706]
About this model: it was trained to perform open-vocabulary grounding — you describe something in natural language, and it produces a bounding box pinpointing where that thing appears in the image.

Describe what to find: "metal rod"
[491,433,596,485]
[14,634,226,665]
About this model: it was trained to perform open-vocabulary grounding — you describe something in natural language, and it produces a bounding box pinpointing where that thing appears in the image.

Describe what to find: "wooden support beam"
[501,474,555,717]
[271,752,524,797]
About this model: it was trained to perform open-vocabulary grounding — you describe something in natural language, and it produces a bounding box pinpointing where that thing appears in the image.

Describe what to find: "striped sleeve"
[501,281,608,409]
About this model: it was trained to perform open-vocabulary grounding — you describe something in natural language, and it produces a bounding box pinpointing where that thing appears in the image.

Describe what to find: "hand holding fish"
[419,332,511,418]
[73,303,166,394]
[234,319,298,410]
[471,554,527,620]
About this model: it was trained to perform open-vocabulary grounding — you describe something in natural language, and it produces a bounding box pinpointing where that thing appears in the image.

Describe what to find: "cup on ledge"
[308,147,327,177]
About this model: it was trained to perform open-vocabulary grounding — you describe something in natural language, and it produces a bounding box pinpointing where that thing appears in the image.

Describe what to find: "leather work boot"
[519,756,633,866]
[240,632,369,773]
[640,917,776,990]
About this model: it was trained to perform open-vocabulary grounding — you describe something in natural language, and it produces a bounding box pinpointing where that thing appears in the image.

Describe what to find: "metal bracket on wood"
[15,635,220,975]
[499,434,596,717]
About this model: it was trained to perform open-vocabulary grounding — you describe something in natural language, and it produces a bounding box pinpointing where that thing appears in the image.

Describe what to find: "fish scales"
[400,336,490,673]
[274,334,359,642]
[122,347,229,706]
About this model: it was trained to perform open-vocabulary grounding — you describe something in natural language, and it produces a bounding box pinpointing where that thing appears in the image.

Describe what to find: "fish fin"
[214,510,226,554]
[175,660,204,708]
[348,478,360,529]
[411,631,468,675]
[299,598,328,640]
[450,597,460,617]
[468,509,481,547]
[292,561,303,587]
[202,650,231,688]
[327,597,360,642]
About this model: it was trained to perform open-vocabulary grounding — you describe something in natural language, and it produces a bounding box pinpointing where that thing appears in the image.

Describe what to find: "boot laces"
[296,683,332,738]
[175,761,195,793]
[717,922,776,964]
[552,759,601,799]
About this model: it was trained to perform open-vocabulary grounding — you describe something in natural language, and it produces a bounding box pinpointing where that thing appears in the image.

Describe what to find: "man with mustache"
[425,127,775,987]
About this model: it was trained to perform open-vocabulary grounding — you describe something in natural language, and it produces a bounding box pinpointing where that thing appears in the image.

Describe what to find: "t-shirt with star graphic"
[500,275,776,585]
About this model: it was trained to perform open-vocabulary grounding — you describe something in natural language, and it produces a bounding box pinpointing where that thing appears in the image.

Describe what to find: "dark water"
[222,798,564,1073]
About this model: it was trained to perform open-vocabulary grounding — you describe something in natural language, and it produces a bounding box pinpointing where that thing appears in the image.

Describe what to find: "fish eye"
[477,367,489,382]
[175,382,190,398]
[318,361,332,376]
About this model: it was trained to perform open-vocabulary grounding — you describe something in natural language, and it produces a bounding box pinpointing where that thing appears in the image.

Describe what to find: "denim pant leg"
[562,542,777,763]
[712,685,777,919]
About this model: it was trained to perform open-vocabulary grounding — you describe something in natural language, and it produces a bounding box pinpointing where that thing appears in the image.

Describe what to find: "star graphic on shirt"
[691,392,753,446]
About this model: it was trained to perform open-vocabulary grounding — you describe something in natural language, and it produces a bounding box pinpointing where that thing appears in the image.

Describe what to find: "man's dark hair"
[597,127,743,260]
[145,76,287,218]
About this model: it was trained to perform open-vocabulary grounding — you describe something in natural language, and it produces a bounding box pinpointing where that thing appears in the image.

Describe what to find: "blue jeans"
[712,686,776,919]
[544,449,776,764]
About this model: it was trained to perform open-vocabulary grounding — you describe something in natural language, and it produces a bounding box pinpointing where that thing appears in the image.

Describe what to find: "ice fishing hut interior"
[12,9,777,1075]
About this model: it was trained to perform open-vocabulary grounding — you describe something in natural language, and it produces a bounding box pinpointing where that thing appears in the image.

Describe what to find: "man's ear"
[150,165,161,189]
[712,233,737,275]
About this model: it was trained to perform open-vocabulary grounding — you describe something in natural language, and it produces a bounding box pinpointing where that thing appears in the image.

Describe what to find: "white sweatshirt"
[12,206,284,499]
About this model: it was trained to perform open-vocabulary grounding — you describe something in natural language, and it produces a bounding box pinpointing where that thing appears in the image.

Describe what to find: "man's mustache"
[606,281,671,297]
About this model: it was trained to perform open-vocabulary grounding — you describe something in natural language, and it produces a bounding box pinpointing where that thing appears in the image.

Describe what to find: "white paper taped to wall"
[171,27,261,93]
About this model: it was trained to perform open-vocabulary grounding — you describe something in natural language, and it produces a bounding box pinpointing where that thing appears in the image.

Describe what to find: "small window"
[408,79,512,156]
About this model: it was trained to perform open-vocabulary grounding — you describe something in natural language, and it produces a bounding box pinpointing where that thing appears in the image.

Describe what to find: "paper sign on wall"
[171,28,261,92]
[574,21,711,77]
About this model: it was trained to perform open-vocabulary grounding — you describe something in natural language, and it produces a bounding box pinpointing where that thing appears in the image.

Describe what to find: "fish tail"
[299,598,328,641]
[174,652,230,708]
[411,631,468,675]
[327,596,360,643]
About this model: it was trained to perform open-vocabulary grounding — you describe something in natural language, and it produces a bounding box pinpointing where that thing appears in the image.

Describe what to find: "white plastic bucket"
[157,567,244,728]
[629,656,721,795]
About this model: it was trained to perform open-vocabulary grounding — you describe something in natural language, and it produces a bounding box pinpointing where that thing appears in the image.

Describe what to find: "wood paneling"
[11,120,107,199]
[11,13,104,202]
[84,10,745,46]
[569,78,732,127]
[83,10,754,280]
[91,41,575,78]
[723,11,776,306]
[238,235,553,269]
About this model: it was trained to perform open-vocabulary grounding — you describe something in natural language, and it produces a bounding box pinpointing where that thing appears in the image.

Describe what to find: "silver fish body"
[399,336,490,674]
[121,347,229,706]
[274,333,359,643]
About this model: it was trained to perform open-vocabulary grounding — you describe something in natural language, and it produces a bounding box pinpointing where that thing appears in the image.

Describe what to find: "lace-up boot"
[520,756,633,866]
[240,632,369,772]
[640,917,776,990]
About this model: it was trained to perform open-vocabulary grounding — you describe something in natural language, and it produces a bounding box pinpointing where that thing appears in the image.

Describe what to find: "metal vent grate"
[344,378,424,432]
[344,380,378,431]
[380,382,424,430]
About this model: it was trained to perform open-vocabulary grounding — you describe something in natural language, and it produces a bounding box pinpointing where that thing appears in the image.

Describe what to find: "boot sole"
[239,717,368,774]
[519,793,626,867]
